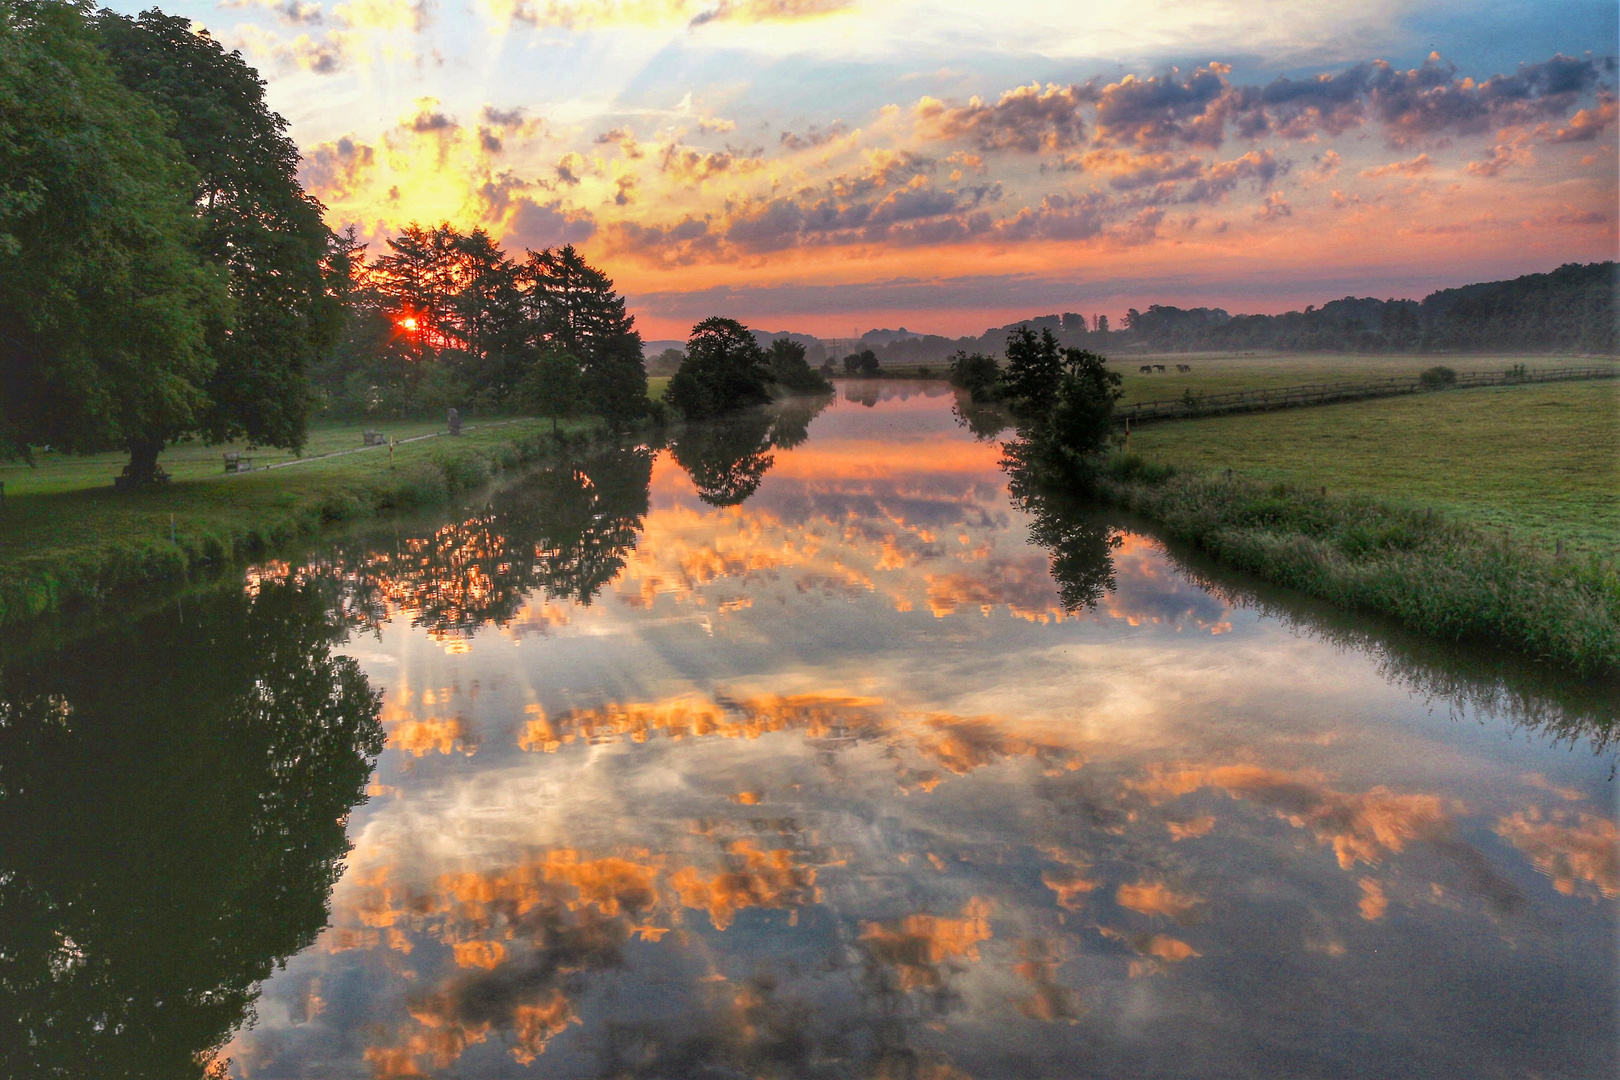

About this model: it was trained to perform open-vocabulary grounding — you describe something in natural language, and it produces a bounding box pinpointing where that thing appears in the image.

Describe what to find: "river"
[1,382,1614,1079]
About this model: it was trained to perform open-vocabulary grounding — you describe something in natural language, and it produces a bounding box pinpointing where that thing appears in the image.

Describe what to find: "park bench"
[363,429,388,446]
[223,452,253,473]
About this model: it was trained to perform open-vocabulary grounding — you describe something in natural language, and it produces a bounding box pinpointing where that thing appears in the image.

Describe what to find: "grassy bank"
[1095,459,1618,675]
[886,351,1614,403]
[1074,378,1619,675]
[0,417,601,626]
[1124,379,1619,554]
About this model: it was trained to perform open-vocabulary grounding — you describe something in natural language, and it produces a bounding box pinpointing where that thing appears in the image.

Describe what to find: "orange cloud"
[860,898,994,992]
[1359,153,1433,178]
[1357,877,1388,920]
[1132,763,1450,869]
[669,839,820,929]
[1116,880,1202,924]
[1495,808,1618,900]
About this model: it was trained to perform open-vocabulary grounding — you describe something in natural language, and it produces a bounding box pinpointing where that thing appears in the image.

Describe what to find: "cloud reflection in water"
[225,388,1615,1079]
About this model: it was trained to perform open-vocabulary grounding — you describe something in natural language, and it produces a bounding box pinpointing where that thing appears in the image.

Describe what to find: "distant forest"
[671,262,1617,369]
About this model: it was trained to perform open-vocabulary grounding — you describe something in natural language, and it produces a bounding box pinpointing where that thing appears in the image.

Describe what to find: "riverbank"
[1073,380,1620,675]
[0,417,602,626]
[1092,458,1618,675]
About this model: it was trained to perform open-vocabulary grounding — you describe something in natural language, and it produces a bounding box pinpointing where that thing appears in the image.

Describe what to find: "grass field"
[1125,379,1619,554]
[648,375,671,400]
[879,350,1613,407]
[1106,352,1612,408]
[0,416,480,498]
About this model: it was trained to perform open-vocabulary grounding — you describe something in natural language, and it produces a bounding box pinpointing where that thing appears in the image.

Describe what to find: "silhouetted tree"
[519,244,648,427]
[522,346,583,433]
[1000,327,1065,417]
[947,350,1001,403]
[766,337,833,394]
[665,317,773,419]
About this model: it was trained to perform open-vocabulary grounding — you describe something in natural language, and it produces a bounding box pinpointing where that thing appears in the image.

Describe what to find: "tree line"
[316,226,650,431]
[734,262,1616,371]
[1121,262,1617,355]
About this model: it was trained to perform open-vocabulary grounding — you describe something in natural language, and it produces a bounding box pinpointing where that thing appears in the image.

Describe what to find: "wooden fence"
[1115,365,1618,426]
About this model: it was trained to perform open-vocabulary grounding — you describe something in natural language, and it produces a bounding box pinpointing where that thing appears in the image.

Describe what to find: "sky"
[120,0,1619,338]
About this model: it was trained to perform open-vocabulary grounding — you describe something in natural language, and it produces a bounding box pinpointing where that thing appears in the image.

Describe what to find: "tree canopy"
[0,0,223,467]
[664,316,774,420]
[94,7,340,457]
[0,2,344,482]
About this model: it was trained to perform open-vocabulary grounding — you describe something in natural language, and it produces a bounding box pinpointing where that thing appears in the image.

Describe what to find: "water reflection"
[0,579,383,1078]
[669,394,831,506]
[6,387,1615,1078]
[305,444,655,639]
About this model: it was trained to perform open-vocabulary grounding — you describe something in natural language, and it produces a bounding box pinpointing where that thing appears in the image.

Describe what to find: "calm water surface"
[2,383,1615,1079]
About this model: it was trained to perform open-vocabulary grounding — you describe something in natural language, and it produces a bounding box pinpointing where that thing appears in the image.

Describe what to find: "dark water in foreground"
[2,384,1615,1079]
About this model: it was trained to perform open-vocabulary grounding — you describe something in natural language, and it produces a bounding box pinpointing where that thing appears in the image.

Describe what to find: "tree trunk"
[119,436,166,488]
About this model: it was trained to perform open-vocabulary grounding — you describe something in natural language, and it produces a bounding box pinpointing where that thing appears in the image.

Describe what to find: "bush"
[947,351,1002,402]
[1418,365,1458,390]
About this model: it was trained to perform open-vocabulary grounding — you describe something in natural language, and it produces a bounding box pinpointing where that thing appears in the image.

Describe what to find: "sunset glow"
[113,0,1616,339]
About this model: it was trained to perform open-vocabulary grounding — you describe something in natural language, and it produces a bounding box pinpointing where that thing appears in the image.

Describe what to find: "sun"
[398,315,418,332]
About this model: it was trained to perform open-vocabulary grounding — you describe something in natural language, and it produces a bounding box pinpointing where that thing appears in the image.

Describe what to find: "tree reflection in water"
[951,393,1011,442]
[1008,467,1121,615]
[670,395,831,507]
[318,444,655,637]
[0,580,383,1079]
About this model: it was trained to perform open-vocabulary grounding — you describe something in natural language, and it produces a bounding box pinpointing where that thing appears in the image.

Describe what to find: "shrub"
[1418,365,1458,390]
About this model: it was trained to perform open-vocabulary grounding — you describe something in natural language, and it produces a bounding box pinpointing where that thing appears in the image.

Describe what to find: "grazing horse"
[1139,365,1153,374]
[1176,363,1191,373]
[1153,364,1166,373]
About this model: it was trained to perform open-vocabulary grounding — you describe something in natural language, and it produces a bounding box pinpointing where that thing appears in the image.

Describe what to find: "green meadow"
[1123,378,1619,555]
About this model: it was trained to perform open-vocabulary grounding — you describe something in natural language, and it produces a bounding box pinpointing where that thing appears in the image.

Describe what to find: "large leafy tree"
[519,244,648,428]
[93,7,340,471]
[664,316,773,420]
[0,0,223,470]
